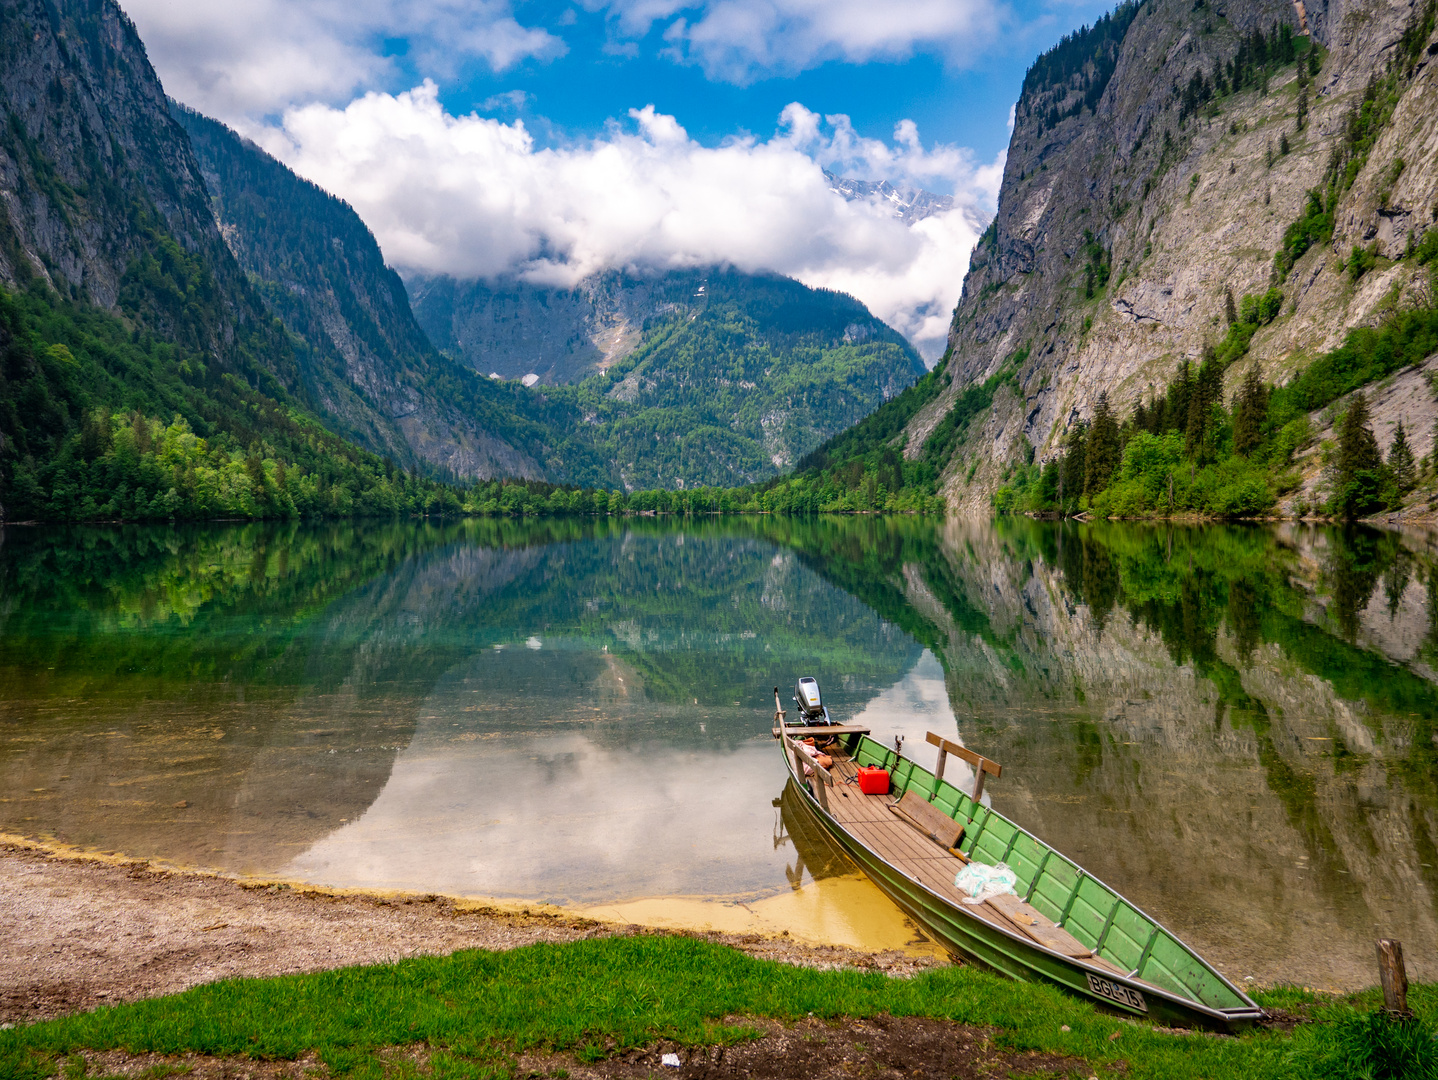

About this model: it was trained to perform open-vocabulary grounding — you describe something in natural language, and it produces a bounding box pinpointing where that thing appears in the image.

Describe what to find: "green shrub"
[1349,242,1380,281]
[1258,286,1285,323]
[1118,430,1184,507]
[1276,190,1333,274]
[1273,416,1312,462]
[1414,227,1438,266]
[1211,474,1274,515]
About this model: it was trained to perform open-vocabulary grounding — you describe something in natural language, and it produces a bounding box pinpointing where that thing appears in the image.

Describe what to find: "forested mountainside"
[0,0,413,519]
[884,0,1438,516]
[171,106,623,484]
[411,267,927,488]
[0,0,617,522]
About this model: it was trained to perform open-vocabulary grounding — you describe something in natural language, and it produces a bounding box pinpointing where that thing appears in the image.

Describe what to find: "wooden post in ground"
[1376,939,1412,1018]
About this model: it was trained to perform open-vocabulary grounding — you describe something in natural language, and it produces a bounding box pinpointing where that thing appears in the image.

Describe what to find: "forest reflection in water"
[0,515,1435,989]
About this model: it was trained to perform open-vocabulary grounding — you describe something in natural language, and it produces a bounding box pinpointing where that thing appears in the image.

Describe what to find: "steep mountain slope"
[0,0,296,385]
[576,269,925,488]
[0,0,425,521]
[172,105,615,484]
[410,267,926,488]
[905,0,1438,512]
[407,269,697,386]
[0,0,625,516]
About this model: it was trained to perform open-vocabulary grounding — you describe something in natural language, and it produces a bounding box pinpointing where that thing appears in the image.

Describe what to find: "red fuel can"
[857,766,890,795]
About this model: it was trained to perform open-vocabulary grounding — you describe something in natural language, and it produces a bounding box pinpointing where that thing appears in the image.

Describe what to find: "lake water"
[1,516,1434,990]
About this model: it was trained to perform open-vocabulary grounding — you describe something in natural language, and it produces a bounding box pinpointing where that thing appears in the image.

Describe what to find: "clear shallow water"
[1,517,1435,989]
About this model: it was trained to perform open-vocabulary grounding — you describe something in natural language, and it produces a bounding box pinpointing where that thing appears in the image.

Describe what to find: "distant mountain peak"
[823,170,954,225]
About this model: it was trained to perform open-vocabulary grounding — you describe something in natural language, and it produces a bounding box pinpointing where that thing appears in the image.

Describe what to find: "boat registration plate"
[1086,973,1148,1013]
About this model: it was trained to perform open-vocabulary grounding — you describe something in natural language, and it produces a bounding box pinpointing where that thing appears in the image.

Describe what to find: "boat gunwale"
[784,731,1264,1024]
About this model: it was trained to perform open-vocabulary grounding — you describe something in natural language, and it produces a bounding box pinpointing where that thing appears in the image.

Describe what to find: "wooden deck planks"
[791,743,1048,943]
[825,788,896,824]
[791,752,1073,948]
[986,894,1092,958]
[863,818,949,866]
[839,805,949,857]
[826,792,891,823]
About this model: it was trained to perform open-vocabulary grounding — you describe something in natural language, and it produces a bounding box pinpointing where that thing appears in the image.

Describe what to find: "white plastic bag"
[954,861,1018,905]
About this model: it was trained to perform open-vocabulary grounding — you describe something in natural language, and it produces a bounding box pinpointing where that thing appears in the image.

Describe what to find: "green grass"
[1,936,1434,1080]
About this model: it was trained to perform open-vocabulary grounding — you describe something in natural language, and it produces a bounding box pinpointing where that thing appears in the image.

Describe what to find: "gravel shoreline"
[0,838,947,1025]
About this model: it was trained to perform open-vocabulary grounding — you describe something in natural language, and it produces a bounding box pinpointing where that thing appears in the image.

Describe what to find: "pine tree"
[1224,287,1238,326]
[1389,418,1417,493]
[1164,360,1194,433]
[1084,393,1122,497]
[1334,392,1390,518]
[77,408,109,462]
[1232,366,1269,456]
[1184,347,1224,461]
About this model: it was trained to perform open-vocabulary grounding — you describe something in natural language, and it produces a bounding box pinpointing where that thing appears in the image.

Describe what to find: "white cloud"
[122,0,563,121]
[480,89,533,113]
[778,103,1002,197]
[260,84,1001,361]
[594,0,1006,82]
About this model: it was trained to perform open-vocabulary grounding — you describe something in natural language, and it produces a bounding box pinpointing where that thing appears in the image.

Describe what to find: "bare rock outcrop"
[918,0,1438,513]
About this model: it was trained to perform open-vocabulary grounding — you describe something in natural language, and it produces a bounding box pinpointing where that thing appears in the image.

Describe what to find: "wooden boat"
[773,695,1265,1032]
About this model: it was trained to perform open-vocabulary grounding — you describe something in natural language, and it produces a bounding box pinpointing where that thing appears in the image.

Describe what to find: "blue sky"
[388,0,1115,183]
[122,0,1116,356]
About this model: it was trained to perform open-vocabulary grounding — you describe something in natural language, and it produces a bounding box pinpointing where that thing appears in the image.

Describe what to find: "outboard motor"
[793,676,830,724]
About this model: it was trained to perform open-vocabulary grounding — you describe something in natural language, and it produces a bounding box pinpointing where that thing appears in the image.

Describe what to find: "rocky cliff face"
[407,268,710,386]
[0,0,293,382]
[172,106,553,481]
[917,0,1438,512]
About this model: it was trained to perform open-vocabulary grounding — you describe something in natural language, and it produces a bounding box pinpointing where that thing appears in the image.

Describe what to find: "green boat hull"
[780,734,1264,1033]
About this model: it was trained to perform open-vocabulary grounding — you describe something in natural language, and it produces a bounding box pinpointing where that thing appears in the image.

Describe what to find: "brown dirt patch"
[0,840,945,1025]
[1255,1008,1315,1033]
[45,1017,1089,1080]
[532,1015,1089,1079]
[39,1049,327,1080]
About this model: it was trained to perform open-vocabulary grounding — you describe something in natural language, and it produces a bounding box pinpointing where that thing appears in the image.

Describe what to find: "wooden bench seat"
[888,791,965,852]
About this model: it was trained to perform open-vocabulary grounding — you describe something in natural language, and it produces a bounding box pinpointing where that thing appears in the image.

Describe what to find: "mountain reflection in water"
[0,516,1434,989]
[285,646,955,903]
